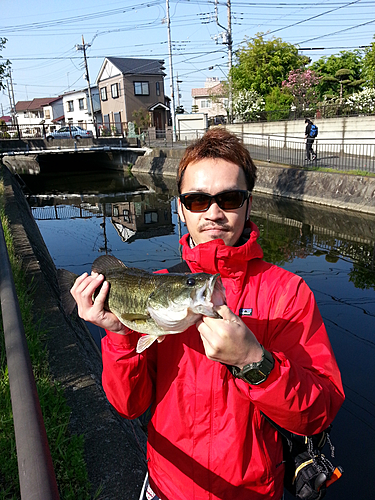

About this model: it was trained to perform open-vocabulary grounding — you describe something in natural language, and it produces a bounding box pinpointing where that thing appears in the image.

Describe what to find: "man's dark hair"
[177,128,257,194]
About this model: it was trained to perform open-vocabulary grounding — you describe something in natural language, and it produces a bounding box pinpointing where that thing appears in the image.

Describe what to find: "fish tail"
[136,334,159,353]
[57,269,78,315]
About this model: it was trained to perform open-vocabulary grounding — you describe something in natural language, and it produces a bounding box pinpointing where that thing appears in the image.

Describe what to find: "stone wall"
[132,153,375,216]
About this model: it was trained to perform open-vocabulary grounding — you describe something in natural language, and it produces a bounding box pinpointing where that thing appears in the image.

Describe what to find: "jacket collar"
[180,221,263,279]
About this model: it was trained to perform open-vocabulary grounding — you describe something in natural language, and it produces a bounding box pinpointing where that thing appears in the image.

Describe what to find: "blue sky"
[1,0,374,115]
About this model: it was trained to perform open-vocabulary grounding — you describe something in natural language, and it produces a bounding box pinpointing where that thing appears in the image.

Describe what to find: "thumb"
[213,304,237,321]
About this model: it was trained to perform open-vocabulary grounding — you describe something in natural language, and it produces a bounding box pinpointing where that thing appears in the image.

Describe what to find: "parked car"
[46,126,93,141]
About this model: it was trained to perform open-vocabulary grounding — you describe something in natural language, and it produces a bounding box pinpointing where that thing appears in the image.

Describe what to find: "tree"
[191,104,199,113]
[0,37,10,90]
[231,33,309,96]
[132,108,150,133]
[232,89,265,122]
[310,50,364,99]
[346,87,375,114]
[362,36,375,88]
[175,105,185,114]
[264,87,294,120]
[282,69,321,111]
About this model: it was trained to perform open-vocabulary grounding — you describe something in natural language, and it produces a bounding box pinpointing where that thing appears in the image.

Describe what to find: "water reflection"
[19,169,375,500]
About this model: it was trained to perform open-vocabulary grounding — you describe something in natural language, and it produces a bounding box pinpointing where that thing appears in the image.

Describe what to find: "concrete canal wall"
[132,150,375,216]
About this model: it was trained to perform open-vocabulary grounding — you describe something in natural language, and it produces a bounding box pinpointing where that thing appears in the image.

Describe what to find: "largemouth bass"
[58,255,226,353]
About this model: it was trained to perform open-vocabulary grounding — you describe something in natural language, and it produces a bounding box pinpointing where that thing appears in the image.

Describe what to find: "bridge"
[0,137,150,171]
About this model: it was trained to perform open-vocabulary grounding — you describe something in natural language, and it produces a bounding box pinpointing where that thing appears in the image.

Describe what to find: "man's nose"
[204,200,224,217]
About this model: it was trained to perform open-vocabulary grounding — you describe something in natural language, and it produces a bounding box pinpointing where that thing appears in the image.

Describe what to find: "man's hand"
[197,305,263,368]
[70,272,128,334]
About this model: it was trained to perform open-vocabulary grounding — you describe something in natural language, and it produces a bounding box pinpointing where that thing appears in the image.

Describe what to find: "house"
[16,97,64,126]
[62,86,102,133]
[0,115,12,138]
[96,57,169,135]
[15,97,64,136]
[191,77,228,122]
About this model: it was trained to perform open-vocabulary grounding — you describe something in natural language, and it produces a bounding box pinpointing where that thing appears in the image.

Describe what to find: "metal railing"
[239,133,375,173]
[0,220,60,499]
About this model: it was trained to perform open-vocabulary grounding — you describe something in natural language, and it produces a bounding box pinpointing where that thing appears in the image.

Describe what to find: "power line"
[297,18,375,44]
[0,1,165,33]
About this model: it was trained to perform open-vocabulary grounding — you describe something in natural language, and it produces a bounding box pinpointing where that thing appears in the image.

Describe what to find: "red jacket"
[102,222,344,500]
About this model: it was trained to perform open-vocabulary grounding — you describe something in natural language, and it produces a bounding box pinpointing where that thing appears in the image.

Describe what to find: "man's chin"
[196,231,230,246]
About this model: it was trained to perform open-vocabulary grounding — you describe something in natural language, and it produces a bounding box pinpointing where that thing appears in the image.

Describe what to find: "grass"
[0,178,97,499]
[308,165,375,177]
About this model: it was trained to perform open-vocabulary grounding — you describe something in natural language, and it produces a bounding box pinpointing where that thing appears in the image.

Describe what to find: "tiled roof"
[15,97,61,111]
[106,57,166,76]
[191,83,224,98]
[0,115,12,123]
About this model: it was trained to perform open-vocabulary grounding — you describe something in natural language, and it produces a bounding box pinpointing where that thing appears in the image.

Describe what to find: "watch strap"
[230,345,274,385]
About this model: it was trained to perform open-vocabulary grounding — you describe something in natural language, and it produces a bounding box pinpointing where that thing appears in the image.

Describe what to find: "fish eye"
[186,277,196,286]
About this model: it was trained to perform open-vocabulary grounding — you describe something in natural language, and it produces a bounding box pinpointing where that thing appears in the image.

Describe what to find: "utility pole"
[76,36,96,134]
[214,0,233,123]
[227,0,233,124]
[176,74,182,108]
[7,70,20,137]
[166,0,176,142]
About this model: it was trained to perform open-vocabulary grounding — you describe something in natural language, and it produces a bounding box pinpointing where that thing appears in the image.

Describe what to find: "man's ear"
[177,198,186,223]
[246,196,252,220]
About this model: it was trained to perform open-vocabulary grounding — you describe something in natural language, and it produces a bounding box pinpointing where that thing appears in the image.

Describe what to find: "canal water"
[19,168,375,500]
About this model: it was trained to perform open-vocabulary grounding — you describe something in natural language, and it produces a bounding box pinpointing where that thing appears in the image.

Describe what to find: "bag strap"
[167,261,190,273]
[261,412,331,452]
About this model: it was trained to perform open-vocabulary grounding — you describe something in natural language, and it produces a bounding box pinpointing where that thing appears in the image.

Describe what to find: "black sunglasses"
[179,189,251,213]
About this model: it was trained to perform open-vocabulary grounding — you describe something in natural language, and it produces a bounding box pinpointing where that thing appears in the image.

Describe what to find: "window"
[200,100,212,109]
[100,87,108,101]
[144,211,158,224]
[111,83,119,99]
[78,98,85,110]
[67,101,74,112]
[156,81,160,96]
[134,81,149,96]
[44,109,50,119]
[123,209,131,223]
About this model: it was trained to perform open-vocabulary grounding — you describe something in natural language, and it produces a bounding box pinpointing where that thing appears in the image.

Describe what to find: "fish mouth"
[192,274,226,317]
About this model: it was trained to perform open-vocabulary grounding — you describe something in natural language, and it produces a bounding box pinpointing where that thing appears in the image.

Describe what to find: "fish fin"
[57,269,78,315]
[136,334,159,353]
[92,255,126,274]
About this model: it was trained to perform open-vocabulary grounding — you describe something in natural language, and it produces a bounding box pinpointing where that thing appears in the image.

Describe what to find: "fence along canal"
[0,218,60,500]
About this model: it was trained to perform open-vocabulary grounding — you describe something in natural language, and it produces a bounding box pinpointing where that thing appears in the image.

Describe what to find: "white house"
[62,86,102,132]
[191,77,227,122]
[16,96,64,128]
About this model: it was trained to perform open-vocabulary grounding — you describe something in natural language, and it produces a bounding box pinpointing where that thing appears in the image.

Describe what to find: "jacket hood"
[180,221,264,279]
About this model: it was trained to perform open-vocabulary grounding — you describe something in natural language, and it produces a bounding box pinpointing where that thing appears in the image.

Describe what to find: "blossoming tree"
[282,69,321,112]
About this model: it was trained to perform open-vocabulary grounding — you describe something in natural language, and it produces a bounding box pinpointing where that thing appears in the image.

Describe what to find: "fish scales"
[58,255,226,353]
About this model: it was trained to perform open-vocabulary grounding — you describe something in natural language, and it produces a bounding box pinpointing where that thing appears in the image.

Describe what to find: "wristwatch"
[230,345,274,385]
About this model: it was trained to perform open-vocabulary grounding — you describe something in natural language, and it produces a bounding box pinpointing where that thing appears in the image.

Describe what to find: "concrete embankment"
[133,149,375,215]
[1,166,147,500]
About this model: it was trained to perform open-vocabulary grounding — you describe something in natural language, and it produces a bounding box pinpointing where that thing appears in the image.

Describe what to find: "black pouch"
[262,415,343,500]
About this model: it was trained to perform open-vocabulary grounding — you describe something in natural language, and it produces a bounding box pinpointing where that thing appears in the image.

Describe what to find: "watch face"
[242,369,266,384]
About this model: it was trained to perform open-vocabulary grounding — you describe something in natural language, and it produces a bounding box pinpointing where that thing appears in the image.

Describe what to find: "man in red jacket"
[71,128,344,500]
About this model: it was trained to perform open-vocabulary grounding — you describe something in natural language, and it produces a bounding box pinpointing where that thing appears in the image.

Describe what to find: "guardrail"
[0,220,60,499]
[241,133,375,173]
